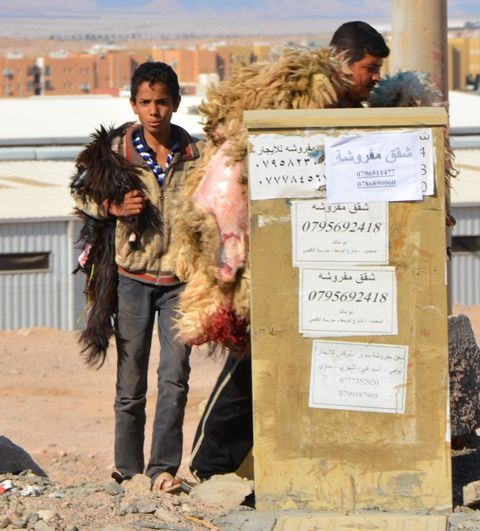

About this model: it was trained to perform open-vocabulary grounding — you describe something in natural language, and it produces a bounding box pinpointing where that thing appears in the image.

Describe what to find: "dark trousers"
[114,275,191,480]
[190,352,253,481]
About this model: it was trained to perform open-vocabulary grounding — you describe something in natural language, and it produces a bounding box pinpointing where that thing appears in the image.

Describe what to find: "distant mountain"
[0,0,393,39]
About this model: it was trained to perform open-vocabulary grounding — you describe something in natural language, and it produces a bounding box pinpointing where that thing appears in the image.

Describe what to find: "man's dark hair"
[130,61,180,101]
[330,21,390,63]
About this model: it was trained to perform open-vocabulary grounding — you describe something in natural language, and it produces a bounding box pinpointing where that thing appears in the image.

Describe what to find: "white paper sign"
[248,134,326,200]
[299,266,397,336]
[291,200,388,266]
[309,340,408,414]
[325,131,423,203]
[417,128,435,196]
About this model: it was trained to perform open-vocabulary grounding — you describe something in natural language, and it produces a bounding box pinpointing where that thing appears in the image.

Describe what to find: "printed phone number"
[301,221,382,233]
[307,291,388,303]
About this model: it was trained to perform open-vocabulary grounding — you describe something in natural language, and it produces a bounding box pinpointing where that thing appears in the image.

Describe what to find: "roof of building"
[0,160,75,223]
[0,148,478,225]
[0,90,474,141]
[0,91,479,223]
[0,94,204,145]
[449,91,480,129]
[0,91,477,145]
[450,148,480,206]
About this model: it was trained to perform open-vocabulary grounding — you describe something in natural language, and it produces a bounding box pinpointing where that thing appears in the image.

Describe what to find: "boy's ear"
[130,98,138,114]
[173,95,181,112]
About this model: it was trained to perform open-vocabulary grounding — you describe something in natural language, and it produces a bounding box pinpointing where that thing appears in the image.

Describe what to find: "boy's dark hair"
[130,61,180,101]
[330,21,390,63]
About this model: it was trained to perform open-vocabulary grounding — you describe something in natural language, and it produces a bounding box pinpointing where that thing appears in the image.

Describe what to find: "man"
[189,21,390,483]
[330,20,390,107]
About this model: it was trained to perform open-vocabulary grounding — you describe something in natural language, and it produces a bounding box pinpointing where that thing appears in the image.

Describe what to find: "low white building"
[450,148,480,306]
[0,160,84,330]
[0,94,204,161]
[0,94,204,331]
[0,92,480,330]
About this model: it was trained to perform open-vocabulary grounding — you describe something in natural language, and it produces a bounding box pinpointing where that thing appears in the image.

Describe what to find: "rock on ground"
[449,315,480,438]
[190,473,253,508]
[0,436,47,477]
[0,471,233,529]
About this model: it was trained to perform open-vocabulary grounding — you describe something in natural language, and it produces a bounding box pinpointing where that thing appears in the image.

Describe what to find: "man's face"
[349,53,383,102]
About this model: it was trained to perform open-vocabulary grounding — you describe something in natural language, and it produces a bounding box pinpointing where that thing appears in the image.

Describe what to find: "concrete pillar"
[391,0,452,314]
[391,0,448,102]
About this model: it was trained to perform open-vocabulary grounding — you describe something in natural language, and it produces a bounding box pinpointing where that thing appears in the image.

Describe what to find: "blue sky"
[97,0,265,8]
[121,0,476,18]
[6,0,480,19]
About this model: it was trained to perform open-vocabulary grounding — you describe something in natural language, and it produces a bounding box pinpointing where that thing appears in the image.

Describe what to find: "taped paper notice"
[309,340,408,414]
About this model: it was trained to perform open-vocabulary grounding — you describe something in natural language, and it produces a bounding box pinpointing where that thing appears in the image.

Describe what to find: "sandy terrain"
[1,329,224,487]
[1,305,480,528]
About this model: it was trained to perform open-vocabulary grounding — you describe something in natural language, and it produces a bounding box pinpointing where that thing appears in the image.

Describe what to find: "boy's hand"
[104,190,147,217]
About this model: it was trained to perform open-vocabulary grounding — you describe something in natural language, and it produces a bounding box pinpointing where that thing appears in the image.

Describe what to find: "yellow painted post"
[245,107,451,512]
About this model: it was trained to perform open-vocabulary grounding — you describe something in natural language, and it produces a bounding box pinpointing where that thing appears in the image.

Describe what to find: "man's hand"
[104,190,147,217]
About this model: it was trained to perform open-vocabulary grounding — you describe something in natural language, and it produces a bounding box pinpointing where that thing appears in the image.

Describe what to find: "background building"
[0,94,203,330]
[0,89,479,330]
[448,36,480,91]
[0,41,277,97]
[0,160,82,330]
[0,48,148,97]
[4,22,480,97]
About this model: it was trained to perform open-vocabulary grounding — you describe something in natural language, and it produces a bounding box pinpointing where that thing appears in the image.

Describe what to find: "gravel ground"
[3,305,480,529]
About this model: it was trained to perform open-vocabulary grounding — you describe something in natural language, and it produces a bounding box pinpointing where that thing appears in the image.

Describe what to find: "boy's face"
[130,81,180,139]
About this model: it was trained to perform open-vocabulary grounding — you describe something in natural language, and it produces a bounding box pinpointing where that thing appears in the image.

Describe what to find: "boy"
[72,62,200,492]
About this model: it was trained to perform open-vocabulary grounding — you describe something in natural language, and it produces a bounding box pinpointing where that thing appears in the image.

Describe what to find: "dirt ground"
[1,329,224,487]
[1,304,480,528]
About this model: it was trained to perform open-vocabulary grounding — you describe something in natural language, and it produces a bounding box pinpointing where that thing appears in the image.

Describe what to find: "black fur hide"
[71,123,162,368]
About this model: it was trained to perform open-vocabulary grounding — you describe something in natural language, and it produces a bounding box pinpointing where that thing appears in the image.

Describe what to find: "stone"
[118,500,138,515]
[33,523,54,531]
[103,481,125,496]
[122,473,151,493]
[7,500,26,520]
[128,521,178,530]
[37,510,57,522]
[153,506,181,525]
[20,485,46,496]
[463,480,480,507]
[10,517,28,529]
[27,512,40,522]
[102,525,135,531]
[48,491,66,499]
[0,436,47,477]
[449,315,480,438]
[71,484,99,497]
[136,499,157,514]
[189,473,253,508]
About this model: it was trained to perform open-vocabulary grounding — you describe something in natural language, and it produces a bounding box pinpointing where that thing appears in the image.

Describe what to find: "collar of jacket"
[121,122,200,166]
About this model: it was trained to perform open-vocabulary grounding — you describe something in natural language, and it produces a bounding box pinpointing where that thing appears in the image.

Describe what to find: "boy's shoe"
[151,472,194,494]
[111,471,130,484]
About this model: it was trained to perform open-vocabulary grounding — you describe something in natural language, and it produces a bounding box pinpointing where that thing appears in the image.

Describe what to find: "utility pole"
[391,0,452,313]
[391,0,448,102]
